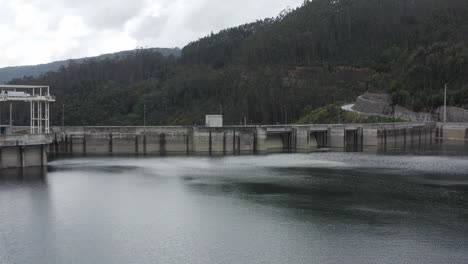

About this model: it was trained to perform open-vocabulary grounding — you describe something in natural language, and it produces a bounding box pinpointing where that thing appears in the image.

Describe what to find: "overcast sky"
[0,0,303,68]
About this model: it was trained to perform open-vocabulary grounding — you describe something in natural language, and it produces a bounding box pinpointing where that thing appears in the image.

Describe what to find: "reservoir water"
[1,145,468,264]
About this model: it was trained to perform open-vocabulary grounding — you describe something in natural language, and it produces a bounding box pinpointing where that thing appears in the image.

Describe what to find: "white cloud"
[0,0,303,67]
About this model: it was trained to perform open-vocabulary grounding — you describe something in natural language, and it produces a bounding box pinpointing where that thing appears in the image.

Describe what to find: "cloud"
[0,0,303,67]
[63,0,147,29]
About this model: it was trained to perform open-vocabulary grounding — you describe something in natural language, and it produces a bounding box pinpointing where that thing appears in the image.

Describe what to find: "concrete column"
[343,128,347,150]
[330,127,345,149]
[185,133,189,155]
[295,127,310,152]
[40,145,44,166]
[209,130,212,156]
[54,133,59,153]
[83,134,87,154]
[253,131,257,154]
[363,129,378,146]
[41,144,47,167]
[19,146,25,168]
[187,128,194,154]
[223,132,227,155]
[237,134,241,155]
[143,134,147,155]
[440,125,444,143]
[160,133,166,155]
[418,127,421,146]
[294,129,298,151]
[430,128,433,145]
[384,129,387,150]
[358,127,364,151]
[0,147,3,171]
[232,130,236,155]
[411,127,415,147]
[404,128,407,147]
[135,135,139,154]
[255,127,267,154]
[109,133,113,153]
[424,127,428,145]
[44,144,48,166]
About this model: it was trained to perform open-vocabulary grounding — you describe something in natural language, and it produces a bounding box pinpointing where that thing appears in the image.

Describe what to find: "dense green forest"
[8,0,468,126]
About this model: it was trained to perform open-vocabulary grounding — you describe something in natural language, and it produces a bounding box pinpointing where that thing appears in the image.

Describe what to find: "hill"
[0,48,181,84]
[7,0,468,126]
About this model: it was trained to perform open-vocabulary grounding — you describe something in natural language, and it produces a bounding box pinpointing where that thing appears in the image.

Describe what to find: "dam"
[47,122,465,156]
[1,122,468,170]
[0,84,466,170]
[1,84,467,170]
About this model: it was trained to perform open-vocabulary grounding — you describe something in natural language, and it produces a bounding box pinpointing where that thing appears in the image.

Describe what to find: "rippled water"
[1,147,468,263]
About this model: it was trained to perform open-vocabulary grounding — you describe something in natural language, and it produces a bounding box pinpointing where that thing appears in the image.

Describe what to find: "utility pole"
[444,83,447,123]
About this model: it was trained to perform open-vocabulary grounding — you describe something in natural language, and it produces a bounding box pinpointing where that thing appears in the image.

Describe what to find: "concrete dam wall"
[50,126,269,156]
[3,122,467,170]
[49,123,437,156]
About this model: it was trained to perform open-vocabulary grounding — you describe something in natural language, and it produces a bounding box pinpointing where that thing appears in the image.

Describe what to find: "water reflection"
[0,166,47,182]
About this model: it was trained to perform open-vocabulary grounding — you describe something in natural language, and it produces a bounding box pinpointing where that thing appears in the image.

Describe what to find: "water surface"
[1,147,468,264]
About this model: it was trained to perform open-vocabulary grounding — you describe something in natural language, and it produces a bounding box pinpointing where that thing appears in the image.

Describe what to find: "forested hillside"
[9,0,468,126]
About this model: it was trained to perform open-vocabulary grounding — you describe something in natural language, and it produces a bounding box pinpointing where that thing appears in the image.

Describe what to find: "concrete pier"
[0,134,51,170]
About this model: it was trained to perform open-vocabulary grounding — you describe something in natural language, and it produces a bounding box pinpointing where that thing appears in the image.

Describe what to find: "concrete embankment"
[351,94,394,116]
[433,107,468,123]
[351,93,468,123]
[352,93,433,121]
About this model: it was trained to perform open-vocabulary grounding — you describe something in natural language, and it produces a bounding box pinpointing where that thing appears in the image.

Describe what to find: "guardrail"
[0,94,55,101]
